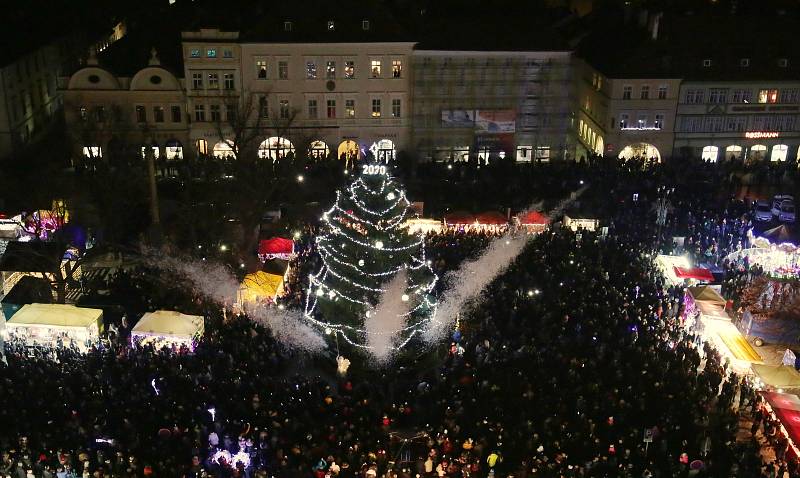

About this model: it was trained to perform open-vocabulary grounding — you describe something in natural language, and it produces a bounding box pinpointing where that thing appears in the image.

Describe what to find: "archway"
[725,145,743,161]
[701,146,719,162]
[617,143,661,162]
[258,137,294,161]
[748,144,767,161]
[337,140,360,168]
[212,141,236,159]
[770,144,788,162]
[308,140,329,159]
[165,139,183,160]
[371,139,396,162]
[594,136,604,155]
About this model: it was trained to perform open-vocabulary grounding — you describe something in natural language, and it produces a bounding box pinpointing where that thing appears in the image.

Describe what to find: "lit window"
[622,85,632,100]
[83,146,102,158]
[535,146,550,162]
[371,99,381,117]
[701,146,719,162]
[732,89,752,103]
[192,73,203,89]
[208,73,219,89]
[279,100,290,119]
[307,61,317,79]
[279,61,288,79]
[658,85,667,99]
[224,73,234,89]
[284,21,293,32]
[154,106,164,123]
[758,89,778,104]
[619,113,629,129]
[637,114,647,127]
[326,61,336,79]
[344,61,355,79]
[194,104,205,122]
[210,104,221,121]
[135,105,146,123]
[391,99,401,118]
[207,49,217,58]
[190,49,200,58]
[327,99,336,118]
[256,60,267,79]
[327,21,335,31]
[223,50,233,58]
[362,20,370,30]
[392,60,402,78]
[654,114,664,129]
[371,60,381,78]
[640,85,650,99]
[308,99,318,118]
[702,59,712,67]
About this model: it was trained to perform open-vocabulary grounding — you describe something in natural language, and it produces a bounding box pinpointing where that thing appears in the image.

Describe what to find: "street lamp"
[297,174,304,183]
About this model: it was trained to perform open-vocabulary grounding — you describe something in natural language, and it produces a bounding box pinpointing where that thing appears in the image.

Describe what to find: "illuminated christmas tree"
[304,162,438,354]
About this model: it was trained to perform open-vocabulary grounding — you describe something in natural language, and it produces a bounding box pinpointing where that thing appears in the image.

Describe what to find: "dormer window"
[779,58,789,68]
[702,59,712,67]
[740,58,750,67]
[327,21,335,31]
[362,20,370,30]
[284,21,293,32]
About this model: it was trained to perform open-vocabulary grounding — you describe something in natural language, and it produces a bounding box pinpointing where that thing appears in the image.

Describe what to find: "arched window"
[82,145,102,158]
[594,136,604,155]
[701,146,719,162]
[258,137,295,161]
[725,145,743,160]
[308,140,330,159]
[196,139,208,156]
[165,139,183,160]
[370,139,396,162]
[212,141,236,159]
[617,143,661,162]
[749,144,767,161]
[770,144,788,162]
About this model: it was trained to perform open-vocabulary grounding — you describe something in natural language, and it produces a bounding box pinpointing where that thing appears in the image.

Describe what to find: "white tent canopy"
[4,303,103,350]
[131,310,204,350]
[752,364,800,389]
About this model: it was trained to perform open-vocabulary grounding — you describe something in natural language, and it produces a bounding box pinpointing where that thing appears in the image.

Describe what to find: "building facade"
[411,50,574,163]
[674,80,800,162]
[574,59,609,160]
[604,77,681,161]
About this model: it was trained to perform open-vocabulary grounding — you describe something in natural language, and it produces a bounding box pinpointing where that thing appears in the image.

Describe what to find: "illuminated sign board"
[745,131,779,139]
[620,127,662,131]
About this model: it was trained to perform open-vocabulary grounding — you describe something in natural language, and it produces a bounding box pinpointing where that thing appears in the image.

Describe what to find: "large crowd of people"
[1,156,798,478]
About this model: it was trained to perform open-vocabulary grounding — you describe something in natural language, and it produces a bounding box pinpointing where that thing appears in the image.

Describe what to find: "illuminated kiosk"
[131,310,204,351]
[304,162,438,353]
[4,303,103,351]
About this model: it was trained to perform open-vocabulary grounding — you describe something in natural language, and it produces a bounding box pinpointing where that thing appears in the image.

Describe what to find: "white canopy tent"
[131,310,204,351]
[3,303,103,350]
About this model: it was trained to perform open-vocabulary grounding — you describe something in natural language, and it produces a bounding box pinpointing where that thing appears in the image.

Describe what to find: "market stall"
[404,218,443,235]
[759,391,800,459]
[258,237,294,262]
[752,364,800,390]
[516,210,549,233]
[724,229,800,280]
[3,303,103,350]
[131,310,204,351]
[563,215,600,232]
[444,211,508,232]
[238,270,285,305]
[655,255,692,286]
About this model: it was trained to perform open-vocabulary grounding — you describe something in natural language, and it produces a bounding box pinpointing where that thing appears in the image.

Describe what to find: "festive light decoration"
[304,162,439,351]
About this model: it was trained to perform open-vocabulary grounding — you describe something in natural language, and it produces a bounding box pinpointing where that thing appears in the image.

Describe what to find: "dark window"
[136,105,146,123]
[88,74,100,84]
[171,106,181,122]
[154,106,165,123]
[150,75,162,85]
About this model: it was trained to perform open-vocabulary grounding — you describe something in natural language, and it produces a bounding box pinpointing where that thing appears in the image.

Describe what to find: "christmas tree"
[304,162,438,354]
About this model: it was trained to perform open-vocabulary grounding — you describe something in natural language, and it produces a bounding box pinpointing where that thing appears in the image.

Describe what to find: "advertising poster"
[441,110,476,127]
[475,110,516,133]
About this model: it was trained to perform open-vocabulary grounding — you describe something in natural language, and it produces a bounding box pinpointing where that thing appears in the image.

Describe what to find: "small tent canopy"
[753,364,800,389]
[475,211,507,225]
[405,218,443,235]
[1,276,52,320]
[239,271,284,304]
[762,225,794,244]
[673,267,714,283]
[131,310,204,350]
[5,303,103,350]
[444,211,476,225]
[518,210,549,225]
[258,237,294,260]
[687,285,726,306]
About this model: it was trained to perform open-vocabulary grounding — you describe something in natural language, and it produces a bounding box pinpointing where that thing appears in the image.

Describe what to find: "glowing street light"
[219,244,228,252]
[297,174,305,183]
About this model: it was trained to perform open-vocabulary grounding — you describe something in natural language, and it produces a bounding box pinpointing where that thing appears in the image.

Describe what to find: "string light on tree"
[304,161,439,352]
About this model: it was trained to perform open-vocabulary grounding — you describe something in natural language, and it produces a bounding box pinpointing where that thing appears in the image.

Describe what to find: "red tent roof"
[762,392,800,455]
[444,211,476,225]
[258,237,294,256]
[475,211,507,225]
[518,210,549,225]
[673,266,714,282]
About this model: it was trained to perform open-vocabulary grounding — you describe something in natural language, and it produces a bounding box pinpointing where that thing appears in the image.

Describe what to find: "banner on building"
[475,110,516,134]
[441,110,476,127]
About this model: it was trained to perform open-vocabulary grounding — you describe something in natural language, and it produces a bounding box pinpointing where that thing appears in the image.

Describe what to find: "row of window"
[676,114,797,133]
[79,105,184,124]
[617,113,666,130]
[248,97,402,120]
[431,145,552,163]
[621,85,669,100]
[254,58,402,80]
[191,71,236,90]
[578,119,603,154]
[699,58,789,68]
[699,144,793,162]
[682,88,800,104]
[189,47,234,59]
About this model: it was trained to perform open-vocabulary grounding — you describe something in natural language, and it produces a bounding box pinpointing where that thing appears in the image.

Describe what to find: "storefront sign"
[745,131,779,139]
